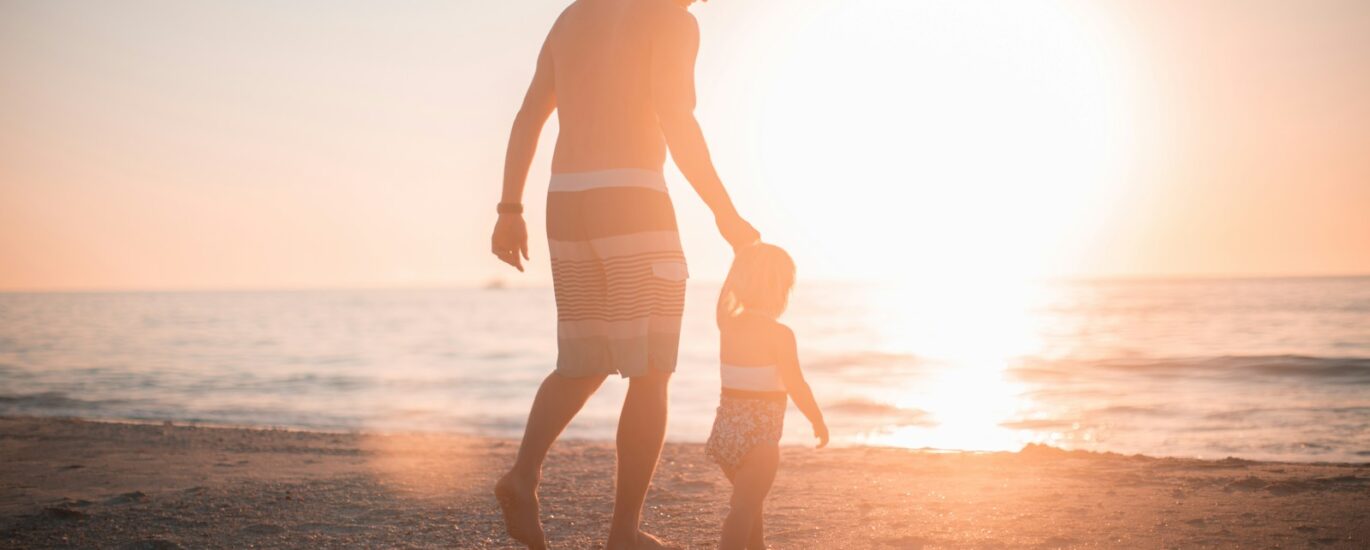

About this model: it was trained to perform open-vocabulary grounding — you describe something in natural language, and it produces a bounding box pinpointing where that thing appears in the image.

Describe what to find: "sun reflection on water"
[856,278,1061,452]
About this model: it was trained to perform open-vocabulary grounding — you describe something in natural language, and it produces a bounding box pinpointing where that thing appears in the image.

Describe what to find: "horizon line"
[2,271,1368,294]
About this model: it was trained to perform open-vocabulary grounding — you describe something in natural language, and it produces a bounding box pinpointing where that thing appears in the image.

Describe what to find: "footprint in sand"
[104,491,147,505]
[1037,536,1078,549]
[880,535,930,549]
[41,507,88,520]
[241,523,286,536]
[298,522,367,535]
[119,538,185,550]
[1224,476,1268,492]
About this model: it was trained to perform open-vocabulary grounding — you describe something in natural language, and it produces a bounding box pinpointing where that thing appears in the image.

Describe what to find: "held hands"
[491,213,530,272]
[716,211,760,250]
[813,419,830,449]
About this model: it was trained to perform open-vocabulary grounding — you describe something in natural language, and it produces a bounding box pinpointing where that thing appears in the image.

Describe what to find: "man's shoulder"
[550,1,694,38]
[641,0,697,34]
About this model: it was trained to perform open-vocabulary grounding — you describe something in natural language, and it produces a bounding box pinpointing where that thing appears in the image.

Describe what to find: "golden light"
[755,0,1143,284]
[747,0,1143,451]
[859,280,1056,452]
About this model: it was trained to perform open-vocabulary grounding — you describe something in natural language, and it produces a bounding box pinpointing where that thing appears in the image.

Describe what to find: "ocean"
[2,277,1367,462]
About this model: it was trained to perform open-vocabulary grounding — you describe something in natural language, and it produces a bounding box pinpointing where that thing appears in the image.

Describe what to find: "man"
[490,0,758,548]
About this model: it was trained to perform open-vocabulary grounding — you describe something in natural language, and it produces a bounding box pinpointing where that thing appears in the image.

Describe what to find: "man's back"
[546,0,686,174]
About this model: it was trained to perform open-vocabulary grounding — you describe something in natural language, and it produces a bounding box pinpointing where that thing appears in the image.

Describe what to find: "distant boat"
[484,279,507,290]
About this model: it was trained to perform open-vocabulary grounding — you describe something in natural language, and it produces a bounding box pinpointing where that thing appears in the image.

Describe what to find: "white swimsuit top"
[720,363,785,392]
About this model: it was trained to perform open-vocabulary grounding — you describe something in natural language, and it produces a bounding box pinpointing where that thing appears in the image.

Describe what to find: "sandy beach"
[0,417,1365,549]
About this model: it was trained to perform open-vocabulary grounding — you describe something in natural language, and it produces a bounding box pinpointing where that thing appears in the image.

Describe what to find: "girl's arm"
[773,323,829,448]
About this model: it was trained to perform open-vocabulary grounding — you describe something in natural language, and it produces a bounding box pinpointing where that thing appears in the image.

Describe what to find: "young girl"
[706,243,828,550]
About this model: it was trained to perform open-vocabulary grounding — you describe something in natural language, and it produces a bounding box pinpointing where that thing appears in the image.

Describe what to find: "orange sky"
[1,0,1367,291]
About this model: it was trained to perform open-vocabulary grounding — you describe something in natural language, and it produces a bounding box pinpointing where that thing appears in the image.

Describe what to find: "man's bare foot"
[606,530,678,550]
[634,531,679,550]
[494,473,546,550]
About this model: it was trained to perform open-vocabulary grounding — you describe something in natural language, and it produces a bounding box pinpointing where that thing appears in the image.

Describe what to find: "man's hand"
[716,212,760,251]
[491,213,530,272]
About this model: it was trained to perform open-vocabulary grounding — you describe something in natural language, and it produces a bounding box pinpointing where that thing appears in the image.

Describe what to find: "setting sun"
[749,0,1140,284]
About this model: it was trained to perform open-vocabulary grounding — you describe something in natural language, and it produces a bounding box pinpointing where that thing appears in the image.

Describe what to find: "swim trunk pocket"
[650,261,689,282]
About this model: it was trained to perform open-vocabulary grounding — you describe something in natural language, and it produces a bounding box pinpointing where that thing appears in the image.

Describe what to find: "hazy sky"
[2,0,1367,291]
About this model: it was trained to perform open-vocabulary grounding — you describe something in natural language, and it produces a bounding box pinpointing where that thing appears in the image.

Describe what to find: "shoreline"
[13,413,1366,467]
[2,416,1367,548]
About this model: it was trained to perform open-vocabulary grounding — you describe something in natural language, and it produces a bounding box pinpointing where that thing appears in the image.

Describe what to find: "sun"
[754,0,1141,285]
[737,0,1142,451]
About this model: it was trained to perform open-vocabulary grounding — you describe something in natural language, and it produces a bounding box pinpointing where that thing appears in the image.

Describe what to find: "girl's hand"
[813,420,830,449]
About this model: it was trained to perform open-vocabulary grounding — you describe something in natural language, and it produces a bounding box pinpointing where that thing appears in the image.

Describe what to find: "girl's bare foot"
[494,473,547,550]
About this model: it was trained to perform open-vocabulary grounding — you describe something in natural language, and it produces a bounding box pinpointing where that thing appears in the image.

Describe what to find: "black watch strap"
[497,203,523,215]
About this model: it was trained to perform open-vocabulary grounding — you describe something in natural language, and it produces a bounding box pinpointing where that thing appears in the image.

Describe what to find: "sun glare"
[856,279,1054,452]
[757,0,1140,284]
[749,0,1140,451]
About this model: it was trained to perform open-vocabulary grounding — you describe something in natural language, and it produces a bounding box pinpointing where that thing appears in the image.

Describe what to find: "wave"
[805,351,926,372]
[826,398,933,425]
[1014,355,1370,384]
[0,392,132,411]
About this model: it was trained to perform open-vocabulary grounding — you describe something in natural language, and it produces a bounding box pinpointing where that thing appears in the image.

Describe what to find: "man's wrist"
[497,202,523,215]
[713,205,740,222]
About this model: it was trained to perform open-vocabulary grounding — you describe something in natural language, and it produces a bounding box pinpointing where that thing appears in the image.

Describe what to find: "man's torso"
[546,0,681,174]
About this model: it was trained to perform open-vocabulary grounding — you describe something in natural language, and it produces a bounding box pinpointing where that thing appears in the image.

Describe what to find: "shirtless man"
[490,0,759,548]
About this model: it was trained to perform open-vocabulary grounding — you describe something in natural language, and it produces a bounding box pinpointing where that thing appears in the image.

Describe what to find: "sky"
[1,0,1368,291]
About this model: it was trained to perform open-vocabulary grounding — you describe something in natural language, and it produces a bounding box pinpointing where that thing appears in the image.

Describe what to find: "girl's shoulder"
[720,316,793,360]
[767,320,796,350]
[724,316,793,345]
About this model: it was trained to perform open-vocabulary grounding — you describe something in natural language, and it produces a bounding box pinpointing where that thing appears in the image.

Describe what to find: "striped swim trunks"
[546,168,687,378]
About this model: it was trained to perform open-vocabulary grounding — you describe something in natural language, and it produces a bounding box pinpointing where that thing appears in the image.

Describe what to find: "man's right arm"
[651,11,759,249]
[491,35,557,272]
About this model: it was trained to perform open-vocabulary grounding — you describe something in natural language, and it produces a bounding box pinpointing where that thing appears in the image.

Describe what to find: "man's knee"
[547,371,608,396]
[627,369,670,390]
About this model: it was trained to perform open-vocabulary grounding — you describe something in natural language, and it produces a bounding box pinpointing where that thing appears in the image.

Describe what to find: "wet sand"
[1,416,1366,549]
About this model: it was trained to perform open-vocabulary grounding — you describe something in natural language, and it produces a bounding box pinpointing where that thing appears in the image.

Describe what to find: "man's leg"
[605,368,672,549]
[496,371,607,549]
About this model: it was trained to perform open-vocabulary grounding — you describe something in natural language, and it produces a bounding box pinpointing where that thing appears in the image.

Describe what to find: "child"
[706,243,828,550]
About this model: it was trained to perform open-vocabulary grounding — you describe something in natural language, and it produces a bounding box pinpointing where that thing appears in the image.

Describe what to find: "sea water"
[1,277,1367,462]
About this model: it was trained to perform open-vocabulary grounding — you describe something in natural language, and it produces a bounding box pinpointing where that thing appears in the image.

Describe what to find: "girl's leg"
[747,514,765,550]
[719,443,779,550]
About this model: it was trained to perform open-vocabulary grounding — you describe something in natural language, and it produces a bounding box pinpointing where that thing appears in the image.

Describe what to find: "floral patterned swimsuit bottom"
[705,362,787,472]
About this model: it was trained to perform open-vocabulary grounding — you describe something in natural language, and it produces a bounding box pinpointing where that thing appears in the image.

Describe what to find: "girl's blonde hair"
[717,243,796,327]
